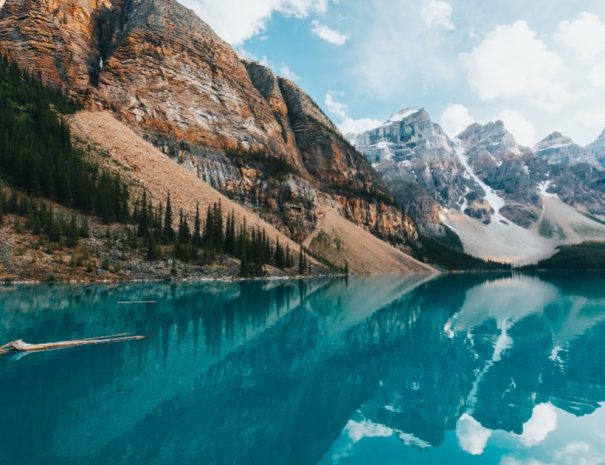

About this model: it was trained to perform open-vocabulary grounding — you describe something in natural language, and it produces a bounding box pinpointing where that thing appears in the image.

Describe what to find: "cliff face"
[0,0,416,245]
[351,109,486,232]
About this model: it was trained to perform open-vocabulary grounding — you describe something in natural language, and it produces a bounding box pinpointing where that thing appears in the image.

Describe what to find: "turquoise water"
[1,273,605,465]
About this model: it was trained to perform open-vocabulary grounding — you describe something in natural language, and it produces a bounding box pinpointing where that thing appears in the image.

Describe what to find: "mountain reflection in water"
[1,273,605,465]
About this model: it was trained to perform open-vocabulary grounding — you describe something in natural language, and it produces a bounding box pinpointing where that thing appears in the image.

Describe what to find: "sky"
[176,0,605,146]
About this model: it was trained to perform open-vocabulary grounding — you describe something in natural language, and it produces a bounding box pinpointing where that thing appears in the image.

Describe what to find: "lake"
[1,273,605,465]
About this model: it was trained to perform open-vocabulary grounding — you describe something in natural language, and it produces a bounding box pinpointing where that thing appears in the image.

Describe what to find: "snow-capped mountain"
[350,109,487,230]
[534,132,599,167]
[350,107,605,264]
[587,130,605,167]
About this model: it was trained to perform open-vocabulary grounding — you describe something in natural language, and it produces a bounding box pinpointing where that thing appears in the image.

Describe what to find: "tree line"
[132,193,310,276]
[0,190,90,246]
[0,54,313,276]
[0,188,312,276]
[0,54,129,223]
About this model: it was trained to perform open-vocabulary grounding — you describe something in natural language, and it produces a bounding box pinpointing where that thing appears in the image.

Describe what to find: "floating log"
[0,334,145,355]
[117,301,157,305]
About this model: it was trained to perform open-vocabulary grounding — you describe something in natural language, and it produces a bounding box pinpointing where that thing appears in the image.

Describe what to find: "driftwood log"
[0,334,145,355]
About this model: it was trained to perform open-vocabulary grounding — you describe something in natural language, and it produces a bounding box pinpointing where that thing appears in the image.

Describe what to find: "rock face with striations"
[352,104,605,241]
[588,130,605,168]
[457,121,539,226]
[534,132,591,166]
[0,0,416,244]
[351,109,491,231]
[352,109,476,231]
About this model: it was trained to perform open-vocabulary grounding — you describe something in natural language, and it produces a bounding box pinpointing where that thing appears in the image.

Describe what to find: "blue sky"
[177,0,605,146]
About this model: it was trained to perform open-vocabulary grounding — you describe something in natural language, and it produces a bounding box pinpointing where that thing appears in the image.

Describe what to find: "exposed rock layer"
[0,0,416,246]
[71,111,427,274]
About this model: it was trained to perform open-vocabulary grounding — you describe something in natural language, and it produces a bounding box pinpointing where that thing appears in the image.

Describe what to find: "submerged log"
[0,334,145,355]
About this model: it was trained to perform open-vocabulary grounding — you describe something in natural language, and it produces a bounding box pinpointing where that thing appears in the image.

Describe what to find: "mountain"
[457,121,538,227]
[534,132,589,166]
[351,107,605,264]
[533,131,605,171]
[587,130,605,167]
[350,109,484,232]
[0,0,428,275]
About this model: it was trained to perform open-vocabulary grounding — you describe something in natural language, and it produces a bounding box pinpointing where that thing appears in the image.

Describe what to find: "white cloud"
[497,110,536,146]
[325,91,349,120]
[519,403,558,446]
[421,0,455,31]
[556,12,605,61]
[339,118,383,135]
[456,413,492,455]
[325,91,382,135]
[178,0,328,45]
[311,20,349,45]
[279,65,301,81]
[589,61,605,88]
[462,21,569,111]
[441,104,475,137]
[575,107,605,132]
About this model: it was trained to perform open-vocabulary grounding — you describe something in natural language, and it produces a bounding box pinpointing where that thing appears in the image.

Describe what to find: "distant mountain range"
[350,109,605,264]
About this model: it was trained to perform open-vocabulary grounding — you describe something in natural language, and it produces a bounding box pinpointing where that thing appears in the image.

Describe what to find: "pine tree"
[65,213,79,247]
[163,192,174,242]
[285,244,292,268]
[48,208,62,243]
[298,246,305,275]
[224,210,236,255]
[137,191,150,238]
[146,233,159,260]
[239,239,249,277]
[274,239,285,268]
[193,203,201,247]
[79,218,90,238]
[204,204,214,250]
[214,201,224,250]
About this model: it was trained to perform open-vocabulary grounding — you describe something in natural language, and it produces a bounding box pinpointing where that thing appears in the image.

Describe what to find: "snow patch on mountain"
[536,143,573,152]
[453,140,505,222]
[538,181,557,198]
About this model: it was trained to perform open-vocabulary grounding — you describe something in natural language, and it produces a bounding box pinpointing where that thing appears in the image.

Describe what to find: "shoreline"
[0,273,349,287]
[0,269,448,287]
[5,268,601,287]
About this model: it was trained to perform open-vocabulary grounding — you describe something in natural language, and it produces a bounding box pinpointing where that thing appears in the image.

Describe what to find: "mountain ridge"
[0,0,431,276]
[351,106,605,264]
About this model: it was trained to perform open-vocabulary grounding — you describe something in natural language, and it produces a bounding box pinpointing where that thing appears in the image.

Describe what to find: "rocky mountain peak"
[351,106,491,230]
[458,120,523,159]
[588,129,605,152]
[352,107,453,160]
[585,130,605,168]
[534,132,575,154]
[535,132,601,167]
